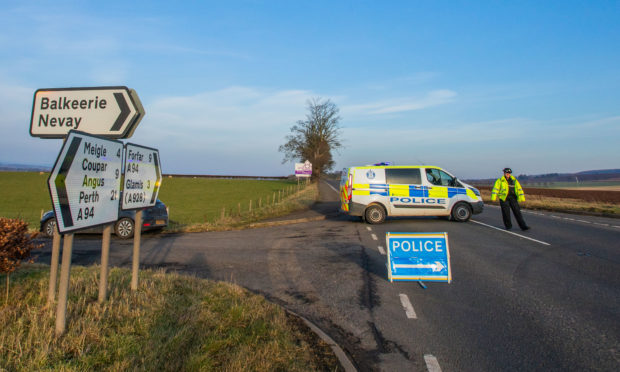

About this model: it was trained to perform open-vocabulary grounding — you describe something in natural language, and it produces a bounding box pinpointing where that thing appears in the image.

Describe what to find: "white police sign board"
[48,130,123,233]
[121,143,162,210]
[386,232,452,283]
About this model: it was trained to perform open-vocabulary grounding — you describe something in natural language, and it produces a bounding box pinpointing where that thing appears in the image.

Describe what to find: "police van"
[340,164,483,224]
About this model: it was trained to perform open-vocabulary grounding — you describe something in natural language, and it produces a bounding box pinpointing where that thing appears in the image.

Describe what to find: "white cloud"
[341,89,457,116]
[128,86,319,175]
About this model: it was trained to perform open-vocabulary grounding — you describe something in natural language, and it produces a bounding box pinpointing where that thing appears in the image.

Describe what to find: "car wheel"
[365,204,386,224]
[43,219,57,238]
[451,203,472,222]
[115,218,134,239]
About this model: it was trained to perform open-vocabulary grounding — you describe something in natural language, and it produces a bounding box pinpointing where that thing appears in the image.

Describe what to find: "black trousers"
[499,196,528,229]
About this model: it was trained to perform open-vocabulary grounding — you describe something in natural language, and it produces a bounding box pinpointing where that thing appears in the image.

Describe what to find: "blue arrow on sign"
[386,232,452,283]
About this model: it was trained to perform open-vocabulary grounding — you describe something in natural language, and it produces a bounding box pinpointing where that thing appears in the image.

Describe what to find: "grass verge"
[0,264,340,371]
[170,182,319,233]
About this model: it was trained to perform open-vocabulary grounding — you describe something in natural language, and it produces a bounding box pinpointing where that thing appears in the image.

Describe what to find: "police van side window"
[426,169,457,186]
[426,169,442,185]
[386,168,421,185]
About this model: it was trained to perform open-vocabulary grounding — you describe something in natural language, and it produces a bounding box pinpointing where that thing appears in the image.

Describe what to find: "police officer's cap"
[503,168,512,173]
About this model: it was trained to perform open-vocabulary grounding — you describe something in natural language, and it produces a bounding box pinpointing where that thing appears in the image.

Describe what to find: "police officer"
[491,168,530,230]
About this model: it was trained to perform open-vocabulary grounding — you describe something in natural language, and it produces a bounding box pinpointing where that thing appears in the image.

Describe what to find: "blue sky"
[1,1,618,178]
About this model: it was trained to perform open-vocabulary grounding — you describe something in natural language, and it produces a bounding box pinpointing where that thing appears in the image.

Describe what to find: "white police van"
[340,164,483,224]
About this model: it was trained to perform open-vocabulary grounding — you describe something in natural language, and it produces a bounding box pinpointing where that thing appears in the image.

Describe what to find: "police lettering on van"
[340,164,483,224]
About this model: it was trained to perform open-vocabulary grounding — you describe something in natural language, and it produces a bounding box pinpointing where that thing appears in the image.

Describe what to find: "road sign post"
[30,87,143,139]
[386,232,452,283]
[98,224,112,303]
[121,143,162,290]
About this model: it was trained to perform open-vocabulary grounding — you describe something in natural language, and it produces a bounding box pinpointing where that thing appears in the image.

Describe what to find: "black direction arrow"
[55,136,82,228]
[111,92,130,131]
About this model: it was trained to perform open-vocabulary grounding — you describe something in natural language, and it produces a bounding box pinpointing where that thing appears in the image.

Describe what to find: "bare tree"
[279,98,342,179]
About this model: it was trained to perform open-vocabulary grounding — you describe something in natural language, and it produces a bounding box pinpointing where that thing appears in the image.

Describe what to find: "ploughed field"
[477,186,620,203]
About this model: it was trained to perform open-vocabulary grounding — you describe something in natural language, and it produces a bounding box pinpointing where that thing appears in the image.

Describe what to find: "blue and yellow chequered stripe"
[353,184,477,199]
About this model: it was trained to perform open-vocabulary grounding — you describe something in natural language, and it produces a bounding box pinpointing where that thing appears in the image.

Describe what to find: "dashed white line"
[594,222,609,227]
[366,226,372,231]
[377,246,386,255]
[471,220,551,246]
[424,354,442,372]
[399,294,417,319]
[371,233,378,241]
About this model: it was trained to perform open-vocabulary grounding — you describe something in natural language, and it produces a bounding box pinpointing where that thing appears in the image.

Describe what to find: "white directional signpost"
[30,86,143,139]
[32,85,156,336]
[122,143,162,290]
[47,130,123,335]
[386,232,452,283]
[122,144,162,211]
[48,131,124,233]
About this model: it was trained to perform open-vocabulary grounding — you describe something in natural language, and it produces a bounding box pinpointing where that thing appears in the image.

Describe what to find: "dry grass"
[480,189,620,216]
[0,264,340,371]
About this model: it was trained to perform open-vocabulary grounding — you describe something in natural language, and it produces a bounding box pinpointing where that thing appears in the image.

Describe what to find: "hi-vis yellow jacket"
[491,176,525,202]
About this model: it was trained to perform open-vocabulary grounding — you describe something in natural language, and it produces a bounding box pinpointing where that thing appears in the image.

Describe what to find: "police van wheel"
[365,205,386,224]
[451,203,472,222]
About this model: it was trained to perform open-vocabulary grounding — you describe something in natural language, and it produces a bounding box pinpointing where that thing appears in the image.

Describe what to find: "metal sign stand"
[55,233,74,336]
[47,227,61,304]
[98,224,112,303]
[131,210,142,291]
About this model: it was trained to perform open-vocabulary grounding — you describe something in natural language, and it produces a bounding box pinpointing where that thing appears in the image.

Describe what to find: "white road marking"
[399,294,417,319]
[377,246,386,255]
[424,354,442,372]
[324,181,339,193]
[371,233,378,241]
[471,220,551,246]
[594,222,609,227]
[489,203,617,229]
[366,226,372,231]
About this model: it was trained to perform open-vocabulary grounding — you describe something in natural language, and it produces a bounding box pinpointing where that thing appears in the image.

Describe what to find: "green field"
[0,172,302,230]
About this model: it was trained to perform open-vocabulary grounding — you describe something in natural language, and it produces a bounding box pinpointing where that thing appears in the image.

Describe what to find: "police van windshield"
[426,168,457,186]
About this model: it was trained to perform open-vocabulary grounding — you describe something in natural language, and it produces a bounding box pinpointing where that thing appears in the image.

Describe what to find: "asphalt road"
[36,180,620,371]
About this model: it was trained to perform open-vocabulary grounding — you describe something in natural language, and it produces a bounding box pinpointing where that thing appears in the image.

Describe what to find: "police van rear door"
[385,167,428,216]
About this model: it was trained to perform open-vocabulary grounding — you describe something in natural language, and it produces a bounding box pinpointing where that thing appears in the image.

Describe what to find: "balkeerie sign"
[30,86,144,139]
